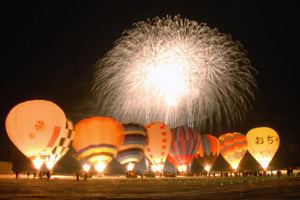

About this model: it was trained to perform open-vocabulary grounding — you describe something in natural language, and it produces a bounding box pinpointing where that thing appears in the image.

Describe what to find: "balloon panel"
[167,126,200,167]
[218,132,247,170]
[5,100,66,159]
[246,127,280,169]
[197,135,219,157]
[144,122,171,165]
[116,123,148,165]
[45,119,75,168]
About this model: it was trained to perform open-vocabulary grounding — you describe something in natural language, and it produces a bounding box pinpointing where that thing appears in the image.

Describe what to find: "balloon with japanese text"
[5,100,67,170]
[246,127,280,169]
[218,132,248,170]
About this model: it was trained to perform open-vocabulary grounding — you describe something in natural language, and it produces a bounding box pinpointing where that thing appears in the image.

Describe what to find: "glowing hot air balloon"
[167,126,200,173]
[115,123,148,171]
[218,132,247,170]
[246,127,280,169]
[5,100,66,170]
[45,119,75,170]
[72,117,125,173]
[194,134,220,172]
[144,122,171,173]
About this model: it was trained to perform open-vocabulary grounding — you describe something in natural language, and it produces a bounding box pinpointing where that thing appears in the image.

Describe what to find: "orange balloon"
[5,100,66,168]
[72,117,125,171]
[218,132,248,170]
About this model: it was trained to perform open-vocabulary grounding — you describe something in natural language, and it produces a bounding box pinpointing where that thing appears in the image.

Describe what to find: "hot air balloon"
[194,134,220,172]
[72,117,125,173]
[144,122,171,173]
[44,119,75,170]
[167,126,200,173]
[218,132,247,170]
[246,127,280,169]
[115,123,148,171]
[5,100,66,170]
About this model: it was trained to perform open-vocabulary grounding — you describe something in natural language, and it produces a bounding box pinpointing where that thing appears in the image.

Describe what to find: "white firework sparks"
[92,15,257,133]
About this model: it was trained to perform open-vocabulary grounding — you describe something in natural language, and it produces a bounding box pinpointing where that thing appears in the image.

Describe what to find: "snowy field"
[0,174,300,199]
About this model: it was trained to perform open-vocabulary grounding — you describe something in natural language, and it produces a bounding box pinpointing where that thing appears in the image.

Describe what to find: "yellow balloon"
[246,127,280,169]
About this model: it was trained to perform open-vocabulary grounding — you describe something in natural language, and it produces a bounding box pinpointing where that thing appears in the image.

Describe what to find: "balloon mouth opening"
[204,165,211,172]
[258,159,271,170]
[83,164,90,172]
[32,156,45,170]
[45,161,55,170]
[127,163,135,171]
[178,164,187,172]
[231,163,238,170]
[151,163,163,172]
[94,161,107,173]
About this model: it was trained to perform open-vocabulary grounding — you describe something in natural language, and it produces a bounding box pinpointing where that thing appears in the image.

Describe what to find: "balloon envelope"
[218,132,247,170]
[167,126,200,171]
[194,134,220,171]
[5,100,66,168]
[115,123,148,169]
[144,122,171,168]
[72,117,125,172]
[246,127,280,169]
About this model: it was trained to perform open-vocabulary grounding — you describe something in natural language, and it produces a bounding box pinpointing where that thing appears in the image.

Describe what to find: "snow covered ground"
[0,174,299,199]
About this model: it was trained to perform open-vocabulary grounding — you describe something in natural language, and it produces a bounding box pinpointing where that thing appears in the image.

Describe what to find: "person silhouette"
[76,171,80,181]
[33,170,37,179]
[46,170,51,180]
[15,170,19,179]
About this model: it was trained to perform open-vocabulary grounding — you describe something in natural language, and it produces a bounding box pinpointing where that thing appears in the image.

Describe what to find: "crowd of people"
[15,169,51,180]
[11,166,298,181]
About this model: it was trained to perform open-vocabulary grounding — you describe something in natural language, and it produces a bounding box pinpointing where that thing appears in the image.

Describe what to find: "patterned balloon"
[116,123,148,170]
[167,126,200,172]
[72,117,125,172]
[144,122,171,172]
[218,132,247,170]
[246,127,280,169]
[194,134,220,171]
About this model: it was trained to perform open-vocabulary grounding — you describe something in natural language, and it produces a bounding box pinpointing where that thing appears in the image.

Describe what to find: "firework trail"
[92,15,257,133]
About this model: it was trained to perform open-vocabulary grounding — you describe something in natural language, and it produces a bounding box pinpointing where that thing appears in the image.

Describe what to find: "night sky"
[1,1,299,172]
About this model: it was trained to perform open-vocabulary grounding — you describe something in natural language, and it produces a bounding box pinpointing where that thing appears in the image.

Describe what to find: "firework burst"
[92,15,257,133]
